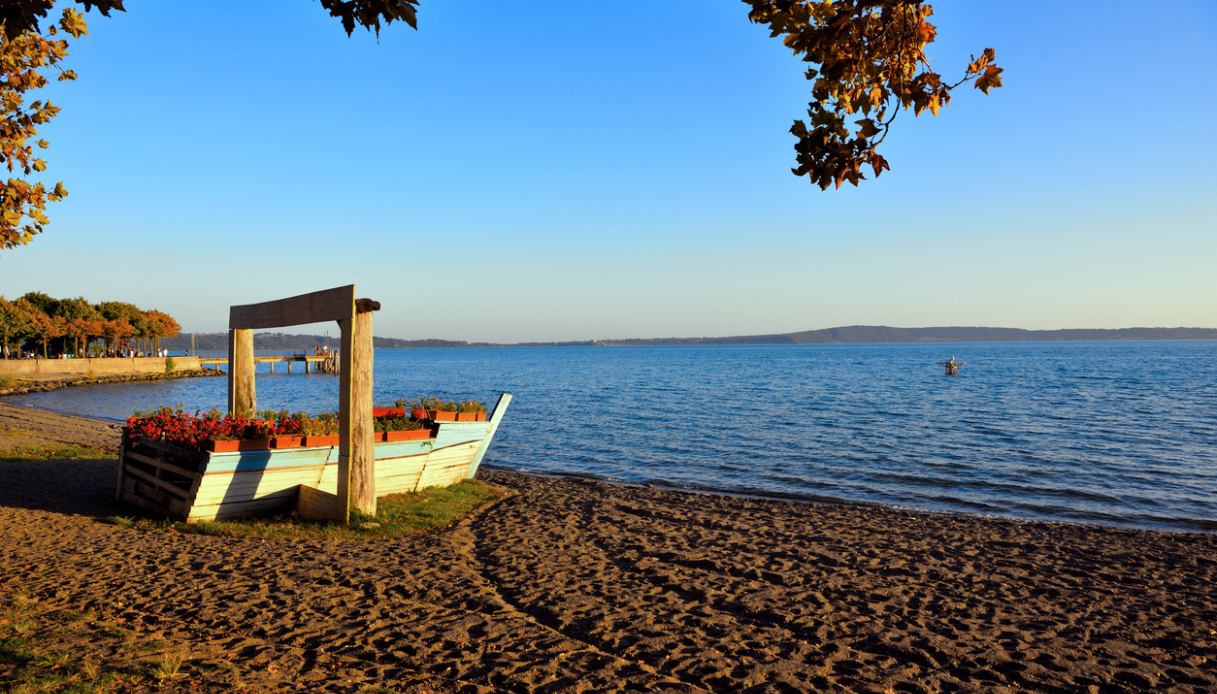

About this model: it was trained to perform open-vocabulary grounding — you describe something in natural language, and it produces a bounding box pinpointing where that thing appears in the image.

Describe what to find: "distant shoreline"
[163,326,1217,353]
[0,364,219,397]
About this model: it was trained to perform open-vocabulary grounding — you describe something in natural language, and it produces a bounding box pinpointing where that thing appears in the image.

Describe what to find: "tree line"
[0,291,180,359]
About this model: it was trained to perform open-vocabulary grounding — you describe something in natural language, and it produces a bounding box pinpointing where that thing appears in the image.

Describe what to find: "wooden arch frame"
[227,284,379,523]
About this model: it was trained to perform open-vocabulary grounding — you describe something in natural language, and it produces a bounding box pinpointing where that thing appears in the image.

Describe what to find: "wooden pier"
[198,354,337,374]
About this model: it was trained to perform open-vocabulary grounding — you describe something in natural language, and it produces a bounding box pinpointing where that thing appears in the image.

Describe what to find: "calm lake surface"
[12,341,1217,531]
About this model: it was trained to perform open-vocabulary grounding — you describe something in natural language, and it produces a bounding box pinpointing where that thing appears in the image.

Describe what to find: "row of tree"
[0,292,180,359]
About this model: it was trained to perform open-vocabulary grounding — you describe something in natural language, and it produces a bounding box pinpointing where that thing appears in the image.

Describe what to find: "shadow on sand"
[0,457,128,518]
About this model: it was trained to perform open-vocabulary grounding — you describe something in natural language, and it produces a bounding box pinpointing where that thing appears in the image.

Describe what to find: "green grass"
[107,479,507,541]
[0,592,183,693]
[0,374,17,388]
[0,444,108,462]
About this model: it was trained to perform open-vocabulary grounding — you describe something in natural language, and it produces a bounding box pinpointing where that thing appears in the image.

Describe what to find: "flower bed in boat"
[120,398,488,454]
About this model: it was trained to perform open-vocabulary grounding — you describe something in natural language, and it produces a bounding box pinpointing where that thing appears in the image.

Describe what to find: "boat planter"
[241,438,272,451]
[116,394,513,522]
[432,410,457,422]
[384,429,432,442]
[271,435,303,449]
[456,412,487,422]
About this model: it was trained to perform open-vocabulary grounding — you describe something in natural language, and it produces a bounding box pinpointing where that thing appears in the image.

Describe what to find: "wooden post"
[228,329,255,416]
[338,305,376,520]
[336,319,353,522]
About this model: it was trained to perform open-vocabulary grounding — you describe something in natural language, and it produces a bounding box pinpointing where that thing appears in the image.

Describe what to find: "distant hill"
[164,326,1217,353]
[594,325,1217,346]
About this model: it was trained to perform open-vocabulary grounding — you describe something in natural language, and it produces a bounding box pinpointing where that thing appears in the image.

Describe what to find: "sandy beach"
[1,404,1215,692]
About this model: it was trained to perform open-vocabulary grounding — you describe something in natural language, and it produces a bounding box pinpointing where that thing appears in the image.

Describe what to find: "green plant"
[302,412,339,436]
[155,651,184,679]
[163,355,175,373]
[0,374,16,388]
[375,417,425,433]
[415,396,458,412]
[457,400,486,414]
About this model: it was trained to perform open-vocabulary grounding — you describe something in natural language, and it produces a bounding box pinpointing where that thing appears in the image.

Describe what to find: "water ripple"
[9,340,1217,532]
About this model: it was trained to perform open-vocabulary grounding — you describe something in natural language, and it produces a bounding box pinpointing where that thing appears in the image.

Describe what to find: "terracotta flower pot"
[372,407,406,418]
[206,439,240,453]
[239,438,271,451]
[432,409,457,422]
[456,411,486,422]
[410,408,429,420]
[384,429,431,442]
[301,434,340,447]
[271,435,303,449]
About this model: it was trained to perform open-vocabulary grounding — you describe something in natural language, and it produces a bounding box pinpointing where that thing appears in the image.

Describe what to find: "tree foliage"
[0,8,86,249]
[743,0,1002,189]
[0,0,1000,251]
[0,290,179,358]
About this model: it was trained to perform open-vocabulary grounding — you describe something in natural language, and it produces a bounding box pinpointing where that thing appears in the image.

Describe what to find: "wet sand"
[1,405,1214,691]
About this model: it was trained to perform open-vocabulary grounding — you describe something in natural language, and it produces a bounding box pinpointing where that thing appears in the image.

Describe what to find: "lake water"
[11,341,1217,532]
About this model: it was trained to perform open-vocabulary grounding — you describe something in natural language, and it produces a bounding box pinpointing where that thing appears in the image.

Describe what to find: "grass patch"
[111,479,507,541]
[0,444,108,462]
[0,374,17,388]
[0,589,216,691]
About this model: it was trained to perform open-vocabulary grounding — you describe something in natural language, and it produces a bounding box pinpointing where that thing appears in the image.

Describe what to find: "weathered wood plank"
[115,442,126,501]
[468,393,511,478]
[228,328,256,415]
[123,464,191,499]
[228,285,355,330]
[349,309,376,515]
[337,317,353,522]
[122,450,199,481]
[297,485,339,522]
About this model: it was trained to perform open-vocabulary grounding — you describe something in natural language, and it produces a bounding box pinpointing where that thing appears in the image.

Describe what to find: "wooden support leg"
[337,309,376,522]
[228,329,256,416]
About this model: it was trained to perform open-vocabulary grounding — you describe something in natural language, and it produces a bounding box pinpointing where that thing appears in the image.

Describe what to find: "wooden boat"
[116,394,511,522]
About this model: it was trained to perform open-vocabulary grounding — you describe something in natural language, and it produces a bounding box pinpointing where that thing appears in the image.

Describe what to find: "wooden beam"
[228,329,256,416]
[229,285,355,330]
[349,309,376,515]
[336,318,353,523]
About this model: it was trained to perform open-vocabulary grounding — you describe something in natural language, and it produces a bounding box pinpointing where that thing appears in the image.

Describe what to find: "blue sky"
[1,0,1214,341]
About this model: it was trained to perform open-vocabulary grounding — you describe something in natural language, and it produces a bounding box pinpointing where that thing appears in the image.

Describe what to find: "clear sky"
[1,0,1214,342]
